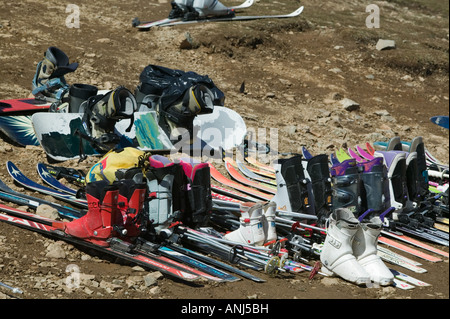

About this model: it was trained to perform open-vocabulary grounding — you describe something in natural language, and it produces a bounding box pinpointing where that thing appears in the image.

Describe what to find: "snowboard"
[430,115,449,129]
[0,97,50,114]
[31,111,172,161]
[0,90,110,147]
[0,115,39,146]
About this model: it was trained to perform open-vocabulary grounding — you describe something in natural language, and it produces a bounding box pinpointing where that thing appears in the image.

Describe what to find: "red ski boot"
[64,181,121,247]
[115,180,148,239]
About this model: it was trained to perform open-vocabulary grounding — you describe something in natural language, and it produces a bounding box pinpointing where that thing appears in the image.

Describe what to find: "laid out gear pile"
[0,42,448,294]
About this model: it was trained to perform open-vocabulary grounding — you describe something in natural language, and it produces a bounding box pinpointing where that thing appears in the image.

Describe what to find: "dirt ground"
[0,0,448,307]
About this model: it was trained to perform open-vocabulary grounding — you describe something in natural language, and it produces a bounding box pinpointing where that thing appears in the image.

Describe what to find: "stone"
[340,98,360,111]
[45,242,66,259]
[376,39,396,51]
[36,205,60,220]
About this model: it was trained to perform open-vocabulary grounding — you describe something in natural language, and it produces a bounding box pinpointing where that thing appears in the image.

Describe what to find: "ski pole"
[0,281,23,294]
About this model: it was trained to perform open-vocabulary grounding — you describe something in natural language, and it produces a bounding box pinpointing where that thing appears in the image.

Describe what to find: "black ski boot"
[330,159,361,216]
[304,154,333,226]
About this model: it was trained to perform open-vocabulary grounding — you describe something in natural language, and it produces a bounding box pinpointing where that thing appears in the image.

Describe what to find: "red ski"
[224,160,277,194]
[0,204,201,282]
[378,236,442,262]
[208,163,273,201]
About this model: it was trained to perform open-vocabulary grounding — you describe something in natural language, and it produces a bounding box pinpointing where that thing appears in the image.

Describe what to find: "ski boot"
[224,202,265,246]
[358,156,389,217]
[353,216,394,286]
[409,136,429,199]
[374,151,410,214]
[145,155,186,234]
[63,180,121,247]
[320,208,371,285]
[272,155,313,215]
[158,84,214,143]
[68,83,98,113]
[262,201,277,244]
[330,159,361,215]
[179,159,213,228]
[32,46,78,101]
[115,179,148,239]
[304,153,333,225]
[169,0,235,20]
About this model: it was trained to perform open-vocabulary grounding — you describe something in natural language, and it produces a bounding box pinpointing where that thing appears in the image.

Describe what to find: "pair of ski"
[133,0,304,29]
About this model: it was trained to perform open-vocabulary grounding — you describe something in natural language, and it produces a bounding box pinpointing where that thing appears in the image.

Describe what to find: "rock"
[149,286,161,295]
[328,68,342,74]
[321,277,340,286]
[126,276,144,288]
[144,273,159,287]
[36,205,60,220]
[376,39,396,51]
[340,98,360,111]
[45,242,66,259]
[283,126,297,135]
[374,109,390,116]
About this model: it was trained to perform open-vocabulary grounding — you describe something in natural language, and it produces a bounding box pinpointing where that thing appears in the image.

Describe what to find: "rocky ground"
[0,0,448,306]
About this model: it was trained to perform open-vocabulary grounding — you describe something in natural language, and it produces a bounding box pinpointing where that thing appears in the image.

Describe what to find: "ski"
[378,236,442,262]
[301,146,313,160]
[224,160,277,194]
[365,143,376,156]
[37,162,79,196]
[245,156,275,174]
[154,6,304,28]
[348,147,365,162]
[211,184,260,202]
[158,246,241,282]
[393,278,415,290]
[0,177,82,220]
[133,0,255,29]
[377,249,427,273]
[390,225,448,247]
[0,209,201,282]
[235,158,276,185]
[0,203,234,283]
[6,161,87,208]
[163,244,266,283]
[377,246,422,267]
[209,163,273,201]
[381,231,449,258]
[117,238,227,282]
[240,160,276,179]
[356,145,375,161]
[390,269,431,287]
[335,148,352,162]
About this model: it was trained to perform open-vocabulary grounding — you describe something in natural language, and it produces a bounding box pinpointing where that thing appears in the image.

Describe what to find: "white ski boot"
[262,201,277,244]
[320,208,371,285]
[170,0,233,19]
[224,202,265,246]
[353,216,394,286]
